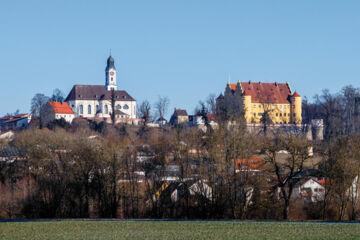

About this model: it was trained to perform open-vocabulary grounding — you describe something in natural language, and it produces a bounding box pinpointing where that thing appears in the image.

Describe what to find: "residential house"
[169,109,189,125]
[43,101,75,125]
[0,114,31,130]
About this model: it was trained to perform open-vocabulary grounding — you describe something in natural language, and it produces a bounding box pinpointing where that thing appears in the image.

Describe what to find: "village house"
[43,101,75,125]
[0,114,31,130]
[169,109,189,125]
[292,177,326,203]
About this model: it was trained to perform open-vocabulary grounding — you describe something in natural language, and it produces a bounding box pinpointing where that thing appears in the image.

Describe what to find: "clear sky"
[1,0,359,117]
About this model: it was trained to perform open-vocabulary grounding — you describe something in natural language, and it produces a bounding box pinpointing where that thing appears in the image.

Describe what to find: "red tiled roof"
[206,114,220,121]
[292,91,301,97]
[230,82,292,104]
[48,101,74,114]
[233,156,264,171]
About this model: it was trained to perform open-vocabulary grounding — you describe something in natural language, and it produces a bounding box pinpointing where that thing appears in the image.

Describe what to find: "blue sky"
[1,0,359,117]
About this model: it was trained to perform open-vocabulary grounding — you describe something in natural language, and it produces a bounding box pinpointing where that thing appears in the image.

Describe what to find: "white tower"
[105,55,117,91]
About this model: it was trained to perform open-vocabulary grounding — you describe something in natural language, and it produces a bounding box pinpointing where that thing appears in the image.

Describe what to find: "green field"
[1,220,360,240]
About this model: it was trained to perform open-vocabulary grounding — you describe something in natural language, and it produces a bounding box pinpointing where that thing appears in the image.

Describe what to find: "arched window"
[105,105,108,114]
[123,104,129,110]
[88,105,91,114]
[116,104,121,110]
[79,105,83,114]
[96,105,99,113]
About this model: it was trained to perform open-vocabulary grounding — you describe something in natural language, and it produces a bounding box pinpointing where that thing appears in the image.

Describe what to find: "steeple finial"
[109,48,112,56]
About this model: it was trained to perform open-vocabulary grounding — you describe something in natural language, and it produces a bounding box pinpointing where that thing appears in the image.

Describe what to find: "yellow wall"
[243,100,300,124]
[291,96,302,124]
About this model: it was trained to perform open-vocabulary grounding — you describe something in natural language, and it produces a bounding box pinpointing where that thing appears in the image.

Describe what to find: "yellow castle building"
[217,81,302,124]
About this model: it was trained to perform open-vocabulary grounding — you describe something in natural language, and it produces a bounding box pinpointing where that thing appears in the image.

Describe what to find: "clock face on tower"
[110,72,114,76]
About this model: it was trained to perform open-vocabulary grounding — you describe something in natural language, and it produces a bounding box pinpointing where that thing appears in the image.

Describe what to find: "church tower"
[105,55,117,91]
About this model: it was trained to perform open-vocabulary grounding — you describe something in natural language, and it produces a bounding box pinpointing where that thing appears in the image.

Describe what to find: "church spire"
[105,54,117,90]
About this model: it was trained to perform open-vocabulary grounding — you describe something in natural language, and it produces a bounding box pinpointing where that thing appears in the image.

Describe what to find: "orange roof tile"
[233,156,264,171]
[48,101,74,114]
[292,91,301,97]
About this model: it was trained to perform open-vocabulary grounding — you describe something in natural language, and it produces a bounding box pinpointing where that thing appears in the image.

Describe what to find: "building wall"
[55,113,74,123]
[68,99,136,119]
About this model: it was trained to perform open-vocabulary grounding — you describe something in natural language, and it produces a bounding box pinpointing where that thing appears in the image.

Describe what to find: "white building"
[44,101,75,124]
[65,55,137,120]
[293,177,325,203]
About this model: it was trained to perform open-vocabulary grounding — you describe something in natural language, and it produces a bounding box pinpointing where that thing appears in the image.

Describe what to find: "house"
[217,81,302,124]
[189,114,219,129]
[292,177,325,203]
[171,180,212,202]
[43,101,75,124]
[156,116,167,126]
[169,109,189,125]
[0,114,32,130]
[232,156,264,173]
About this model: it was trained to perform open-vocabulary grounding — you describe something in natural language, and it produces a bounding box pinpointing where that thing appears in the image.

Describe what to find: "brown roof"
[173,109,188,116]
[230,82,292,104]
[48,101,74,114]
[0,114,30,123]
[65,85,135,102]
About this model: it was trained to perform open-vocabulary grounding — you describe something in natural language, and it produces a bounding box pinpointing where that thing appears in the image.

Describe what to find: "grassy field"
[1,220,360,239]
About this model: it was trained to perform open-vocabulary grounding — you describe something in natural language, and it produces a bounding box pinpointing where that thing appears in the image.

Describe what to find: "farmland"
[1,220,360,240]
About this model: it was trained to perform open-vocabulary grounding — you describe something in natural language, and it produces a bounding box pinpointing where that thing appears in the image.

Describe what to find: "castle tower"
[105,55,117,91]
[291,91,302,124]
[242,91,252,123]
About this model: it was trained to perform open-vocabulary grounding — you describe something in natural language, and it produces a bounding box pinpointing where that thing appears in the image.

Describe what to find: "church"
[65,55,137,122]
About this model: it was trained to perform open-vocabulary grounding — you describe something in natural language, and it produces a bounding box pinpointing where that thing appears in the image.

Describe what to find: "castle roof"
[65,85,135,102]
[230,82,292,104]
[48,101,74,114]
[292,91,301,97]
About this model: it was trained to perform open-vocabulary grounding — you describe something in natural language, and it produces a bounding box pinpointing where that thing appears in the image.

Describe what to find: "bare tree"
[50,88,65,102]
[30,93,49,129]
[206,94,217,114]
[263,134,311,219]
[138,100,151,125]
[154,96,170,121]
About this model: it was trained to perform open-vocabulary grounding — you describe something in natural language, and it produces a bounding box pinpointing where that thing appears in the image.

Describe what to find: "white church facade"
[65,56,137,122]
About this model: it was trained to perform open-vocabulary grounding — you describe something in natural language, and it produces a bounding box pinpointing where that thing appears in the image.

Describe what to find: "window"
[123,104,129,110]
[259,104,261,108]
[79,105,83,114]
[116,104,121,110]
[293,113,296,117]
[96,105,99,112]
[105,105,109,114]
[276,113,278,116]
[253,104,256,108]
[280,113,282,117]
[88,105,91,114]
[111,77,113,81]
[254,113,256,117]
[258,113,263,116]
[293,105,295,108]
